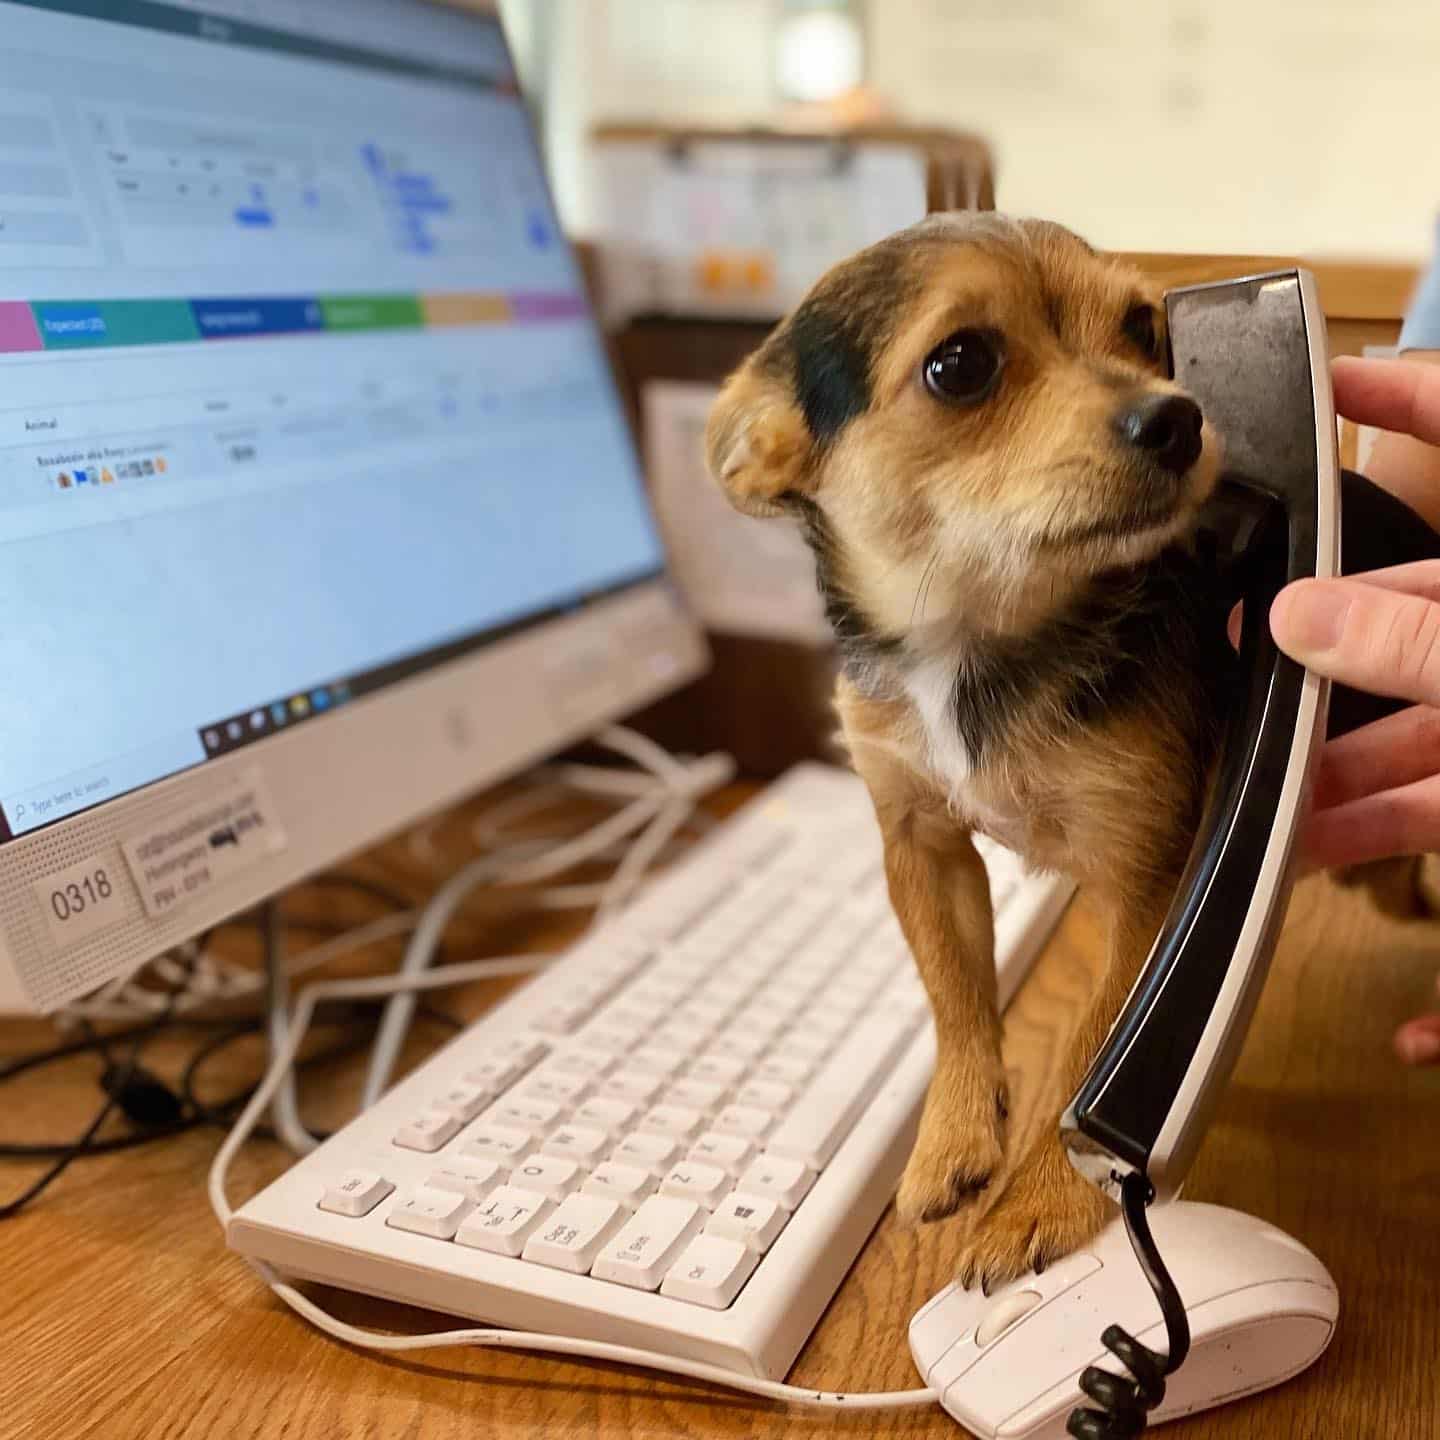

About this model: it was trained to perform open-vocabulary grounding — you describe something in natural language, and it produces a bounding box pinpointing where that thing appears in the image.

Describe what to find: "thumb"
[1270,579,1440,708]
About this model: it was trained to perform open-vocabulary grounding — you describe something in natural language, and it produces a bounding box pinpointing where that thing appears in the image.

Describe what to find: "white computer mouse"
[909,1201,1337,1439]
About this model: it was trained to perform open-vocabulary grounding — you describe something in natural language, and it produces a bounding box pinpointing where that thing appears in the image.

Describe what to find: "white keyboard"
[228,764,1074,1380]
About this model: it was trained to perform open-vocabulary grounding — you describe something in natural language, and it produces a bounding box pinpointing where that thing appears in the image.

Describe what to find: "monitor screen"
[0,0,666,844]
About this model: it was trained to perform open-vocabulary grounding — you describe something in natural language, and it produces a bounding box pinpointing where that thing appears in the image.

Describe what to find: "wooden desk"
[3,783,1438,1439]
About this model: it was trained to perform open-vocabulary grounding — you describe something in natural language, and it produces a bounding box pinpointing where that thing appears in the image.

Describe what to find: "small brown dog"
[706,213,1239,1289]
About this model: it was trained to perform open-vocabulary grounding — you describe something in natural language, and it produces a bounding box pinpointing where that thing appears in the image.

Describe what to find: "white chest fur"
[901,655,1032,851]
[902,655,973,800]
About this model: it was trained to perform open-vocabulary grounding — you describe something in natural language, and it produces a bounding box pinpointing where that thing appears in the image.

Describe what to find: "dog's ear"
[706,354,814,518]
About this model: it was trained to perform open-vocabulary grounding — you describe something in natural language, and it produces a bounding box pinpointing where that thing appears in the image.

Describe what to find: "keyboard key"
[455,1186,554,1257]
[579,1024,644,1056]
[784,1031,834,1063]
[519,1068,592,1106]
[729,1008,786,1044]
[673,1001,726,1035]
[705,1191,787,1252]
[431,1082,493,1122]
[532,1000,591,1036]
[738,1155,813,1209]
[638,1104,704,1140]
[386,1188,473,1240]
[610,1132,680,1177]
[664,1079,728,1113]
[591,1196,705,1290]
[523,1194,626,1274]
[712,1105,774,1140]
[482,1097,563,1139]
[571,1096,637,1137]
[627,1045,687,1078]
[602,1004,665,1032]
[459,1125,535,1165]
[547,1047,614,1079]
[750,1054,814,1088]
[393,1110,462,1153]
[582,1161,655,1210]
[686,1055,747,1088]
[695,977,752,1012]
[494,1032,548,1061]
[599,1070,665,1105]
[651,1023,709,1057]
[660,1235,757,1309]
[687,1132,757,1177]
[319,1170,393,1217]
[811,1000,860,1037]
[765,1016,912,1170]
[659,1161,730,1209]
[625,980,690,1012]
[463,1056,528,1091]
[508,1154,583,1202]
[733,1081,793,1112]
[540,1125,610,1165]
[705,1031,768,1062]
[426,1161,503,1202]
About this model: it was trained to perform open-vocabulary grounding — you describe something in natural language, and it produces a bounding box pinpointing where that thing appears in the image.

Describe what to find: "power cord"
[1066,1174,1192,1439]
[0,1001,464,1205]
[0,992,177,1219]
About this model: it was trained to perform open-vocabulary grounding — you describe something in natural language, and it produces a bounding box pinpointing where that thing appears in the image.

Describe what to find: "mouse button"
[910,1279,962,1329]
[975,1288,1043,1347]
[908,1283,990,1388]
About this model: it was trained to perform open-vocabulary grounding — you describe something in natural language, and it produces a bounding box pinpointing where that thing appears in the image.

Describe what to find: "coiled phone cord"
[1066,1173,1191,1439]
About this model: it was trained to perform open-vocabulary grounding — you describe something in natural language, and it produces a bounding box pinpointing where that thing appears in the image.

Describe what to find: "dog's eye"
[923,330,1003,404]
[1123,304,1160,360]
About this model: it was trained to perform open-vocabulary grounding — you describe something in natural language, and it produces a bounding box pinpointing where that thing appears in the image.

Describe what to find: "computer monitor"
[0,0,707,1014]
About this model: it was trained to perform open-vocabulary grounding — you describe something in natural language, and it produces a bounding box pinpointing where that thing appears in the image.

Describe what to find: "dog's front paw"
[895,1066,1009,1226]
[954,1132,1112,1293]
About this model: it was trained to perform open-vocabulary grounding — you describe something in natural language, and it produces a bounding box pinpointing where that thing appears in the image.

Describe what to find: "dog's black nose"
[1115,394,1204,475]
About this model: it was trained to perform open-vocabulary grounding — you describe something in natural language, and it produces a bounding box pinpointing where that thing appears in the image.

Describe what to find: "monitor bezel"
[0,1,710,1012]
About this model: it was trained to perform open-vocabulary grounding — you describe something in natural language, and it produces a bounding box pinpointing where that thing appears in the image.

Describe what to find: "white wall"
[867,0,1439,260]
[492,0,1439,262]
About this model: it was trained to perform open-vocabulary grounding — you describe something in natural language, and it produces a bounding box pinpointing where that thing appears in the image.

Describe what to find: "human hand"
[1269,355,1440,1065]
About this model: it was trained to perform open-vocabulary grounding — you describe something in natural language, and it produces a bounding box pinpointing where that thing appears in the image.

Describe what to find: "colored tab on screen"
[319,294,425,332]
[32,301,201,349]
[0,302,43,354]
[0,291,590,354]
[191,298,326,338]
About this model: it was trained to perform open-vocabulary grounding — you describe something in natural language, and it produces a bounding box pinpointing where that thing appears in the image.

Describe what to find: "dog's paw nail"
[995,1089,1010,1122]
[980,1275,993,1299]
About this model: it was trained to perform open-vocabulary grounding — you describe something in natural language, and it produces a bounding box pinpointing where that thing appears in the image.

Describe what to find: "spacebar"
[765,1017,914,1171]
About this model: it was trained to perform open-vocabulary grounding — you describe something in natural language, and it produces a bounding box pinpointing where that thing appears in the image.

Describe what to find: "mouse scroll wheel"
[975,1288,1044,1347]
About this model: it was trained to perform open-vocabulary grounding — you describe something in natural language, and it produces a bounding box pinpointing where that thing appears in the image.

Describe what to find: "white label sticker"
[121,771,286,920]
[33,854,129,950]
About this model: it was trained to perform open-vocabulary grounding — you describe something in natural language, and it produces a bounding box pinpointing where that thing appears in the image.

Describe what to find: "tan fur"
[706,214,1236,1288]
[711,215,1437,1288]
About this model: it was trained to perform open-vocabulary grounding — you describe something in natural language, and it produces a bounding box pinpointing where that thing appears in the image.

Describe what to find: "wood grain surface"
[2,784,1437,1440]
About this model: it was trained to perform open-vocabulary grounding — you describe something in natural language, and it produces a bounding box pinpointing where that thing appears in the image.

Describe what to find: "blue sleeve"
[1400,217,1440,350]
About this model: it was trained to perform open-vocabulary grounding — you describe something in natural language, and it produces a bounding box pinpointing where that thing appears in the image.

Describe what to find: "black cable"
[0,1000,172,1220]
[1066,1173,1191,1439]
[0,1003,463,1164]
[0,866,464,1211]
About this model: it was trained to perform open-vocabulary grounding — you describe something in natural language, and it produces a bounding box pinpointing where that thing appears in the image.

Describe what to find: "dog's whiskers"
[911,550,942,626]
